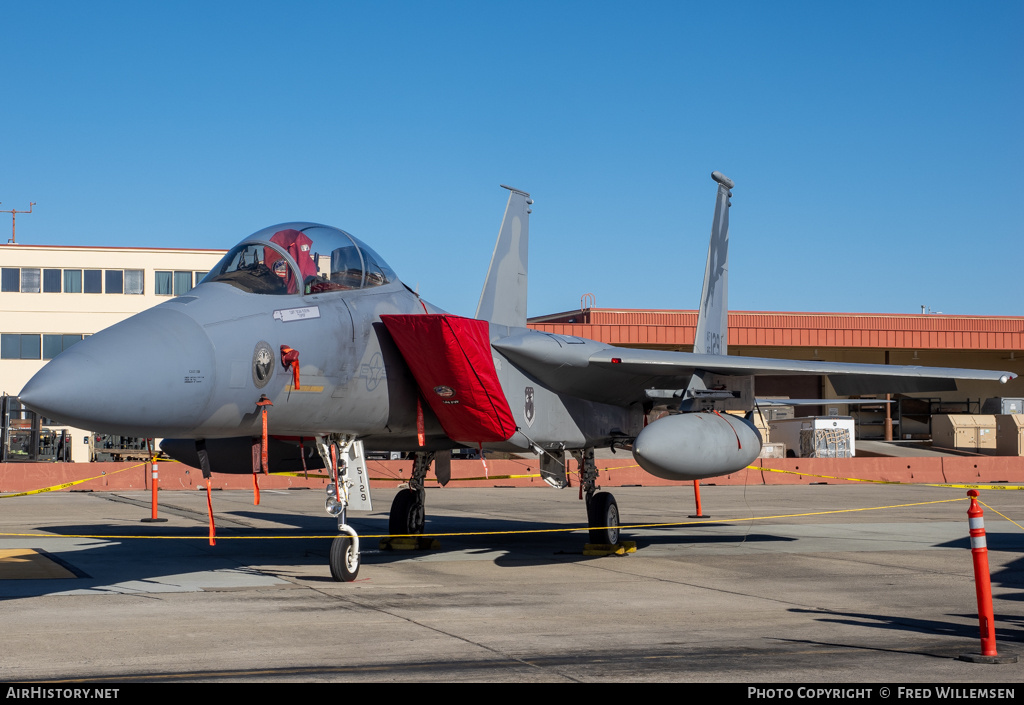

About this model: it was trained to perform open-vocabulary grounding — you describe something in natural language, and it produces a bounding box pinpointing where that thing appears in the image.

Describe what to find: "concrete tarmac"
[1,484,1022,683]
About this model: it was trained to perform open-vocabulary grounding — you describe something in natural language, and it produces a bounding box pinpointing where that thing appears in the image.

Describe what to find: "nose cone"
[20,306,216,437]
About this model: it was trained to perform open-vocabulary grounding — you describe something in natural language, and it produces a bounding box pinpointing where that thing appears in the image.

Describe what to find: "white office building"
[1,243,226,461]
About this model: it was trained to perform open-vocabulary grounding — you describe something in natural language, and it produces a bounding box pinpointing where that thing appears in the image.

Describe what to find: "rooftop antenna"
[3,202,36,243]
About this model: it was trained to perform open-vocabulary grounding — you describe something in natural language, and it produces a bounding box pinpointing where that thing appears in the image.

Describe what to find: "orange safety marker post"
[688,480,709,518]
[253,394,273,506]
[249,438,262,504]
[140,459,167,523]
[298,436,309,480]
[205,483,216,546]
[416,397,425,447]
[958,490,1016,663]
[478,442,489,479]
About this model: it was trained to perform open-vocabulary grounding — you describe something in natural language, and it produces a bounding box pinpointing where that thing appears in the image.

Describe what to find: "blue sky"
[2,1,1021,318]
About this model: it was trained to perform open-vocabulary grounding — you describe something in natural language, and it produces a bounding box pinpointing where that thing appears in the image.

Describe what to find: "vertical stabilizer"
[475,185,532,328]
[693,171,733,356]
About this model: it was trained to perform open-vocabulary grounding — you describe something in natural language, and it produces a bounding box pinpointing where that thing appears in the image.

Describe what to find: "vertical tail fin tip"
[475,185,533,328]
[711,171,734,189]
[693,171,733,356]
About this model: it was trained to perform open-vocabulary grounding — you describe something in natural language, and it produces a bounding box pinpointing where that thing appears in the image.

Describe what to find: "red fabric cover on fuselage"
[380,314,516,443]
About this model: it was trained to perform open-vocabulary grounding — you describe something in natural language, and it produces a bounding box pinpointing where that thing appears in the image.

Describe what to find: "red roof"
[528,309,1024,351]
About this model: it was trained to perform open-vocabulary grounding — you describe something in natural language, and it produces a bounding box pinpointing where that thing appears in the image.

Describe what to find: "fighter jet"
[19,173,1015,581]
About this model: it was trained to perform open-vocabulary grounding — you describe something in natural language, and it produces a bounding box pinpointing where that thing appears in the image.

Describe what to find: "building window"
[155,271,173,295]
[42,335,62,360]
[105,270,124,294]
[43,269,62,293]
[1,334,41,360]
[84,270,102,294]
[1,268,21,292]
[63,269,82,293]
[1,268,18,292]
[19,269,40,293]
[124,269,144,295]
[194,271,208,286]
[43,334,83,360]
[156,270,195,296]
[174,271,193,296]
[0,335,18,359]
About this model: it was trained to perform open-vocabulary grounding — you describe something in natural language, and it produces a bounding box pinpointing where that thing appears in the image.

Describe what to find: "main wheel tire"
[587,492,620,545]
[389,488,425,535]
[329,535,360,582]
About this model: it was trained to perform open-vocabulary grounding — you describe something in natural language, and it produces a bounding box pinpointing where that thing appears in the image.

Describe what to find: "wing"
[492,330,1015,408]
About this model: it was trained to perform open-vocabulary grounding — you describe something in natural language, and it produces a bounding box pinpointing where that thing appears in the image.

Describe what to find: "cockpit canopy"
[202,223,398,295]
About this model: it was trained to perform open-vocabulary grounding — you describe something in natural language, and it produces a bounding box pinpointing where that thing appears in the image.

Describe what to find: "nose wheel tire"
[329,535,360,582]
[389,488,425,535]
[588,491,620,545]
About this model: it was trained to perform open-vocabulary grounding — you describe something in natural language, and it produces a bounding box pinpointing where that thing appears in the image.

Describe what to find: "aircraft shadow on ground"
[991,552,1024,604]
[936,532,1024,604]
[4,514,803,596]
[788,607,1024,647]
[936,531,1024,552]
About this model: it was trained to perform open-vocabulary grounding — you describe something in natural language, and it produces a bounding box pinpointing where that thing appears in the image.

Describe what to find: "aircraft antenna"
[3,202,37,244]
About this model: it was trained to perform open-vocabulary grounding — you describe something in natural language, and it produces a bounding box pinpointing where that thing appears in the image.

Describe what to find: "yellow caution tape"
[0,495,984,541]
[748,464,1024,491]
[0,461,148,498]
[979,500,1024,532]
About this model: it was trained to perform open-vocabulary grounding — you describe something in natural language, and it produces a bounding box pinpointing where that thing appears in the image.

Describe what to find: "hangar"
[529,307,1024,444]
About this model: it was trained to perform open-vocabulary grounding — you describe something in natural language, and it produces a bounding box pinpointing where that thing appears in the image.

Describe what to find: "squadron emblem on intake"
[524,386,535,427]
[252,341,274,388]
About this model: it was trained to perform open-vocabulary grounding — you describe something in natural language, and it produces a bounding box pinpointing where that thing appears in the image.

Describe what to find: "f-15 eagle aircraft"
[19,173,1015,581]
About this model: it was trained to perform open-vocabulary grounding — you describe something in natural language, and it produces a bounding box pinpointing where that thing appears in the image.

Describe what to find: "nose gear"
[318,435,372,582]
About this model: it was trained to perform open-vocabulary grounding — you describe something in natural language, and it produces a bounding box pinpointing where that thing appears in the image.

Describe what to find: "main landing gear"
[571,447,621,545]
[389,451,431,535]
[587,491,620,545]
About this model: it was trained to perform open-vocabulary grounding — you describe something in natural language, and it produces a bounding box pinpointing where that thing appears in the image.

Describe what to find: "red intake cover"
[380,314,516,443]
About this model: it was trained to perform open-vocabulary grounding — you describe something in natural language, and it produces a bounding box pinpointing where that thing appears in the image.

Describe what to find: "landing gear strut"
[572,447,621,545]
[320,435,362,582]
[390,451,431,535]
